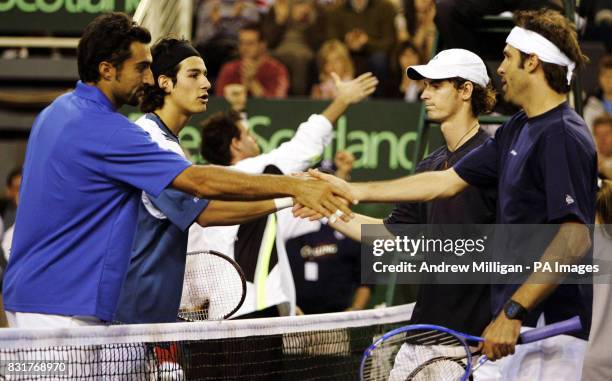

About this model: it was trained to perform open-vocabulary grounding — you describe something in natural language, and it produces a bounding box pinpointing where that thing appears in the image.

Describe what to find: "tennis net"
[0,304,413,380]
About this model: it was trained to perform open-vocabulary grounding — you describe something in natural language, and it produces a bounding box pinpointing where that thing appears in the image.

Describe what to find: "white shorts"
[475,326,587,381]
[5,312,154,380]
[6,311,104,328]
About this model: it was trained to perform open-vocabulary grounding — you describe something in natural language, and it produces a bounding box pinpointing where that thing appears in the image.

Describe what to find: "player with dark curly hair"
[3,13,356,329]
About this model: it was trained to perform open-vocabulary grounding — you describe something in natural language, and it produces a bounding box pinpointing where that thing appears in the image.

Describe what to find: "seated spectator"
[193,0,260,81]
[402,0,436,60]
[585,55,612,131]
[263,0,325,95]
[326,0,397,96]
[311,39,355,99]
[594,114,612,179]
[385,41,423,100]
[216,23,290,98]
[0,167,21,230]
[285,151,372,314]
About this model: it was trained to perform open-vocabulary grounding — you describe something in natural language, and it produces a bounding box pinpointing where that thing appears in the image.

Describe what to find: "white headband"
[506,26,576,85]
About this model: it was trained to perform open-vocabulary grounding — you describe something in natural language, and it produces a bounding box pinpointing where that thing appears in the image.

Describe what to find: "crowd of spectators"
[195,0,433,99]
[584,54,612,179]
[194,0,610,104]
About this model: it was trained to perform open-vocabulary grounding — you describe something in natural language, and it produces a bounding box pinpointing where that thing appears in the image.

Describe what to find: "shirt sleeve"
[384,203,422,225]
[453,136,499,188]
[148,189,210,231]
[103,121,191,198]
[234,114,333,174]
[539,130,596,224]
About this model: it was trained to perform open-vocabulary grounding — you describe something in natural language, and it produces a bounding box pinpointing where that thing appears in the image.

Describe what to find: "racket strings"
[404,356,467,381]
[179,251,245,320]
[361,329,469,381]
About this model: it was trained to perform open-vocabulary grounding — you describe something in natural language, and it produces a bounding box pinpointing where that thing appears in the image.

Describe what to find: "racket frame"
[359,316,582,381]
[359,324,480,381]
[178,250,247,321]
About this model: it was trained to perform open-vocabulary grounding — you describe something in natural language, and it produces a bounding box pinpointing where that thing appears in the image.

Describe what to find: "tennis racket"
[178,250,246,321]
[360,315,582,381]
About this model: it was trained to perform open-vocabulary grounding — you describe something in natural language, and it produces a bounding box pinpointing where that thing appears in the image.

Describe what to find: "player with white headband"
[298,9,595,380]
[505,25,576,85]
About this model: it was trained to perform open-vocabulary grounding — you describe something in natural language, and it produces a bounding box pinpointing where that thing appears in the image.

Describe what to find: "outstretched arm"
[326,213,383,242]
[197,198,291,227]
[239,73,378,175]
[310,168,469,203]
[172,165,356,220]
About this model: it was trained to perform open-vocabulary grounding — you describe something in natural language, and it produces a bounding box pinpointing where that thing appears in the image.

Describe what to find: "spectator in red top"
[215,23,290,98]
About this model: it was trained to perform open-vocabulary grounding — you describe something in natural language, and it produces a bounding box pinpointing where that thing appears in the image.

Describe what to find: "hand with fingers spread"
[332,72,378,104]
[480,313,522,361]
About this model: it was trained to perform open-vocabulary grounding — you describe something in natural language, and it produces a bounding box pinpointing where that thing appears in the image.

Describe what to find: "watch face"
[506,304,519,317]
[505,301,525,320]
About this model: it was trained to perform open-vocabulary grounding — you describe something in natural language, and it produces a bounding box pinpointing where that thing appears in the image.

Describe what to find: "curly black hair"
[200,111,243,166]
[77,12,151,83]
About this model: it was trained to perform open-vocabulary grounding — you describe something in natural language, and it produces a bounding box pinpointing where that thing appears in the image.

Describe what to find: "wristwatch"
[503,300,528,321]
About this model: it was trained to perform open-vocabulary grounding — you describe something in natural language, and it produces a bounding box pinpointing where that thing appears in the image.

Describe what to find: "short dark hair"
[593,114,612,129]
[599,55,612,72]
[514,9,588,94]
[77,12,151,83]
[6,166,22,187]
[240,22,263,40]
[200,111,243,166]
[140,38,187,113]
[449,78,497,116]
[391,41,423,74]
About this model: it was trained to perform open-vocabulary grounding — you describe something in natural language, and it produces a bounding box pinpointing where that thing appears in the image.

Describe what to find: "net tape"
[0,304,414,380]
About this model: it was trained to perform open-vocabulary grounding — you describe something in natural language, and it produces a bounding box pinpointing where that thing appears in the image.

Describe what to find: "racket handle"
[518,316,582,344]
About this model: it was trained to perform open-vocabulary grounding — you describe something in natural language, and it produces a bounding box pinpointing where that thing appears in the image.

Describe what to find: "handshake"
[290,168,360,224]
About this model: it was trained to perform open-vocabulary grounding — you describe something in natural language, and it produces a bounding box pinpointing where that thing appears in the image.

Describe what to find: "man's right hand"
[292,169,362,221]
[291,175,356,222]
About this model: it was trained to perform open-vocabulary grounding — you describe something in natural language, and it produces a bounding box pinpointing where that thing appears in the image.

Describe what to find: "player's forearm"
[321,96,350,125]
[173,165,298,200]
[349,287,372,311]
[329,213,383,242]
[351,169,468,203]
[197,200,276,227]
[510,222,591,311]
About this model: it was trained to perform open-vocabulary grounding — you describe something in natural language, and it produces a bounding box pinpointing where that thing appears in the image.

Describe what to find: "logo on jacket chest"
[300,244,338,259]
